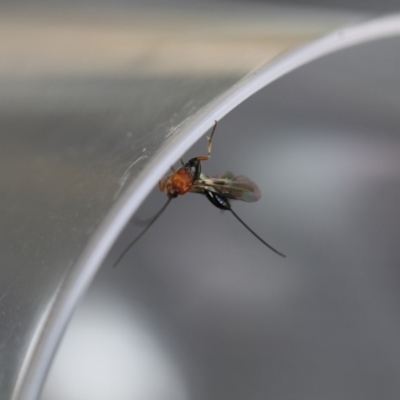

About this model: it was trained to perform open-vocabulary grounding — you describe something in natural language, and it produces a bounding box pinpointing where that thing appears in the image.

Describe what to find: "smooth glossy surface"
[1,7,323,400]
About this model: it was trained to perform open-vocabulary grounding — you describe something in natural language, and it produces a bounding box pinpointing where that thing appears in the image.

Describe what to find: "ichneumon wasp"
[113,120,285,268]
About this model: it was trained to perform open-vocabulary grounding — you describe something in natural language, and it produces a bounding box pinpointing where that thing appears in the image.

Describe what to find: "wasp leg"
[159,179,166,192]
[195,120,218,162]
[207,120,218,157]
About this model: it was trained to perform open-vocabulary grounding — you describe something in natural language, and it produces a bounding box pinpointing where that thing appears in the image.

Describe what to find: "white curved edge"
[13,13,400,400]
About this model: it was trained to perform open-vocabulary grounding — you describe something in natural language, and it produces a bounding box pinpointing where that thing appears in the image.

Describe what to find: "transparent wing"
[191,172,261,202]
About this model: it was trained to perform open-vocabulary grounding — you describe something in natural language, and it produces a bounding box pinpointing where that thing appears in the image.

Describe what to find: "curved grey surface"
[45,29,400,400]
[1,9,400,400]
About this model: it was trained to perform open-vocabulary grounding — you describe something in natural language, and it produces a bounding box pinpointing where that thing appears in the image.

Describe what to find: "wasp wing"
[191,173,261,202]
[214,171,235,180]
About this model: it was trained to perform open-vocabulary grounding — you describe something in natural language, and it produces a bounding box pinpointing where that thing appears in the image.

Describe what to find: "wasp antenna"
[229,208,286,258]
[113,197,173,268]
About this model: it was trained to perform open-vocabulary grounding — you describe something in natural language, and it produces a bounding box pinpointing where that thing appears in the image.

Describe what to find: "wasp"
[113,121,285,268]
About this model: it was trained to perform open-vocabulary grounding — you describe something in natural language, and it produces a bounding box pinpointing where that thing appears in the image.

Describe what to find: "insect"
[113,121,285,268]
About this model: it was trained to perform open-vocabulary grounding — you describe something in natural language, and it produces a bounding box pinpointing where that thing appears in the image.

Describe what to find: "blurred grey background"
[2,0,400,12]
[0,1,399,400]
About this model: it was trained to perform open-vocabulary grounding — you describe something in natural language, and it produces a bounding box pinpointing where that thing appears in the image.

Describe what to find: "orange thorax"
[164,168,193,197]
